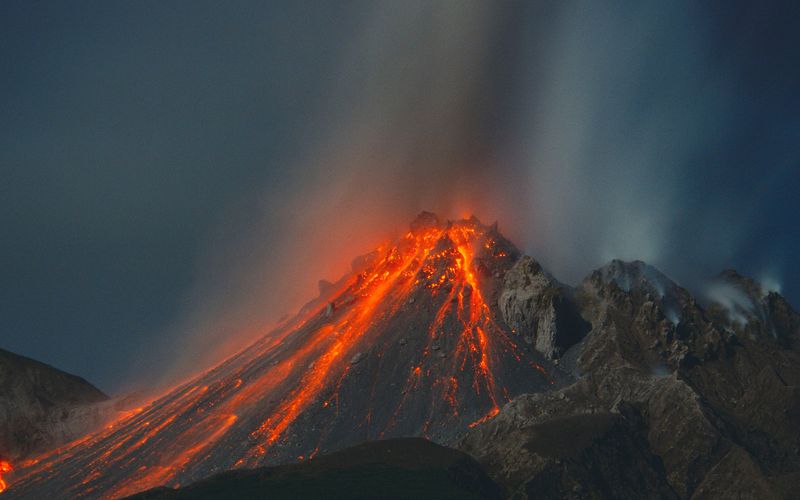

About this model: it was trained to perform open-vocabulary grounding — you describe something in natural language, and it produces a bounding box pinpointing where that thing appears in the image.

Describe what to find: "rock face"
[574,259,724,373]
[0,348,110,460]
[706,269,800,345]
[460,259,800,499]
[498,256,589,359]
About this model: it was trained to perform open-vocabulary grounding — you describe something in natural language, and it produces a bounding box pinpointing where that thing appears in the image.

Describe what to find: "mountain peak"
[591,259,679,299]
[10,214,554,498]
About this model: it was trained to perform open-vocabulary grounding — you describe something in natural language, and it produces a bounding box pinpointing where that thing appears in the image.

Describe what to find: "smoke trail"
[139,1,769,390]
[138,1,511,389]
[511,1,739,284]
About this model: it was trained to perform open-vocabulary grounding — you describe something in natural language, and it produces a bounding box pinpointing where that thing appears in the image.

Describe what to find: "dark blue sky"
[1,1,798,393]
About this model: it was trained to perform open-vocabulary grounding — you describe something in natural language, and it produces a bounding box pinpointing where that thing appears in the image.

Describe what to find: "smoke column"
[139,1,788,390]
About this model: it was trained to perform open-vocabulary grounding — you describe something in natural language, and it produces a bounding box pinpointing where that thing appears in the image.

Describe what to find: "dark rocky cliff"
[460,259,800,498]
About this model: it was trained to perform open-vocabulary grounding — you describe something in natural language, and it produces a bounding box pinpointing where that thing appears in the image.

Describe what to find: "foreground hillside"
[127,438,502,500]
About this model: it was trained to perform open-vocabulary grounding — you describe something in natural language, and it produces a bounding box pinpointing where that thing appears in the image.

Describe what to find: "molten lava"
[9,213,557,499]
[0,460,12,494]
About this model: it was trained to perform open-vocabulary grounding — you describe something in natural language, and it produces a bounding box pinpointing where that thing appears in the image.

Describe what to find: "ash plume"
[139,1,786,390]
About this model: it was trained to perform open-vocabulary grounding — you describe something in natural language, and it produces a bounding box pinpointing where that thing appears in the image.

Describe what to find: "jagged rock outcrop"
[409,210,441,233]
[0,348,111,460]
[461,260,800,499]
[706,269,800,347]
[573,259,731,373]
[497,257,589,359]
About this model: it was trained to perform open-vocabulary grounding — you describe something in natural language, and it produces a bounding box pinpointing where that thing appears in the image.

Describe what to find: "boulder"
[498,256,588,359]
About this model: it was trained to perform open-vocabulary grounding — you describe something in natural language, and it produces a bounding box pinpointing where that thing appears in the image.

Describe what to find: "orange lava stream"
[245,230,438,460]
[380,222,526,435]
[106,414,239,499]
[0,460,12,494]
[8,314,317,497]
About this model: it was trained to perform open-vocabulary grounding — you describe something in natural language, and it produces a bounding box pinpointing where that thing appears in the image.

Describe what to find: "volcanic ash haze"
[10,213,568,499]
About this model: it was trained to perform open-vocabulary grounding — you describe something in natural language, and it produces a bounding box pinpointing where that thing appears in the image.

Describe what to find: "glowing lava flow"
[0,460,11,494]
[246,244,427,458]
[8,214,556,499]
[0,461,11,494]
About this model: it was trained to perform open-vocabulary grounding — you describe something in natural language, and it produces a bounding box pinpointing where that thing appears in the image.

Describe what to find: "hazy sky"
[2,1,798,394]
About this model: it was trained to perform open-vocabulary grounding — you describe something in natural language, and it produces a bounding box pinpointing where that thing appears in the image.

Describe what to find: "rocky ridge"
[460,257,800,498]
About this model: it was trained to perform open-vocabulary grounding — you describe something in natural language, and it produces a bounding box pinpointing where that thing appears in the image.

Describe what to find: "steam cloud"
[142,1,780,390]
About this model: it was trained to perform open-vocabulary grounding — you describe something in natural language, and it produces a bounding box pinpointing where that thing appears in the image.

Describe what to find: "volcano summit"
[8,213,577,498]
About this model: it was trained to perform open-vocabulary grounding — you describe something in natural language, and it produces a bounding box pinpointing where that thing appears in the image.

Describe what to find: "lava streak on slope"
[8,212,559,499]
[0,460,11,493]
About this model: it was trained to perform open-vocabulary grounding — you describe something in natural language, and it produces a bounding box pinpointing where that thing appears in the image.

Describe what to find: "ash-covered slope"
[8,213,573,499]
[461,260,800,498]
[0,348,109,461]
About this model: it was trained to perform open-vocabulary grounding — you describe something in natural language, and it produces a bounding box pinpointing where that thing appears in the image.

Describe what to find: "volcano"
[8,213,573,498]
